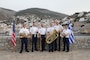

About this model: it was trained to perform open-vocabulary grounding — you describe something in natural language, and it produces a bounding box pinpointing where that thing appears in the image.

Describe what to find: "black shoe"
[44,49,46,51]
[26,50,29,52]
[54,49,57,51]
[41,50,43,52]
[66,50,69,52]
[19,51,22,53]
[31,50,33,52]
[62,50,65,51]
[58,49,60,51]
[35,49,38,51]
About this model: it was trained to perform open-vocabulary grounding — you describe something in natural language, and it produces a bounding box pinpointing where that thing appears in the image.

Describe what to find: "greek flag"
[69,21,75,44]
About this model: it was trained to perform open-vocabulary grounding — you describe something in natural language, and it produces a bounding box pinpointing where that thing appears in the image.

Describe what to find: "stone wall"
[0,36,90,51]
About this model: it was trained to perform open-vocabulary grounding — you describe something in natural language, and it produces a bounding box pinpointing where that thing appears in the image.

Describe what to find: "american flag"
[11,21,16,46]
[69,21,75,44]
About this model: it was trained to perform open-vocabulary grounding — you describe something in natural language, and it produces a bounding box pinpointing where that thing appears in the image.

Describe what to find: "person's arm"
[30,32,32,40]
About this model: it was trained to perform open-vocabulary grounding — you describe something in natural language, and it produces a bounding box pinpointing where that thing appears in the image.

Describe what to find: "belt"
[32,34,37,37]
[41,34,45,36]
[32,34,37,35]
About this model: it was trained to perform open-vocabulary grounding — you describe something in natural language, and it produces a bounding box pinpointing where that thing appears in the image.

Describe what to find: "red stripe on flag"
[12,32,16,46]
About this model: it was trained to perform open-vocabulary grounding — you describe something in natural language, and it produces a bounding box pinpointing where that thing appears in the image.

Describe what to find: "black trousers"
[41,35,46,51]
[20,38,28,51]
[54,33,61,51]
[48,42,54,52]
[63,37,70,51]
[32,35,38,51]
[54,39,57,51]
[58,34,61,51]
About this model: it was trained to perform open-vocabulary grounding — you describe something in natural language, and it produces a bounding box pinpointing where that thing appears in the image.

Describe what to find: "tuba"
[46,30,59,44]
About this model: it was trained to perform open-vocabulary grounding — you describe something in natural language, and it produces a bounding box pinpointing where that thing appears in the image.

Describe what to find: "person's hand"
[30,36,32,40]
[40,36,42,40]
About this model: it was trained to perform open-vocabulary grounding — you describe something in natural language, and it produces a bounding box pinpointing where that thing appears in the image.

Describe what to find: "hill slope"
[0,7,16,20]
[16,8,68,19]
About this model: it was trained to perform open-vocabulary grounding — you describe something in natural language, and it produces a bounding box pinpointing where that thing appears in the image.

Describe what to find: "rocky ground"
[0,49,90,60]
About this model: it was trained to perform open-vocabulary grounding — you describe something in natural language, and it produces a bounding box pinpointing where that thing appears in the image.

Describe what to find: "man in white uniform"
[30,22,38,52]
[19,23,29,53]
[54,20,63,51]
[47,22,54,52]
[38,23,46,51]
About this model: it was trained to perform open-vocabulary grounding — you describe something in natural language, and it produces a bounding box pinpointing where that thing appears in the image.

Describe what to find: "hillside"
[0,7,16,20]
[16,8,68,19]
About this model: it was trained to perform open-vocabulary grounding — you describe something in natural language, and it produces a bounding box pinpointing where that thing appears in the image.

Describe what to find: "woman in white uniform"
[62,24,71,52]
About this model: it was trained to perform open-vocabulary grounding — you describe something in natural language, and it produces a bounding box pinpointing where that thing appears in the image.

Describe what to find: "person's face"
[41,23,44,27]
[33,22,36,26]
[55,20,59,25]
[65,25,68,29]
[23,24,26,28]
[50,23,53,27]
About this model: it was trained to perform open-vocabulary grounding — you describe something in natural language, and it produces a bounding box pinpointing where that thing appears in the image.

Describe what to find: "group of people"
[19,20,71,53]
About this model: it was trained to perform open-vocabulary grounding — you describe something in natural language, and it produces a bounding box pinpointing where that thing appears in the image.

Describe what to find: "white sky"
[0,0,90,15]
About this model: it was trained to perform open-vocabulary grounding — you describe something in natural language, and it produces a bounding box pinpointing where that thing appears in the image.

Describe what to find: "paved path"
[0,49,90,60]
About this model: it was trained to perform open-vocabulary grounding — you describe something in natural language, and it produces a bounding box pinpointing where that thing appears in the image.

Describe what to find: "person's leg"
[54,39,57,51]
[62,37,66,51]
[66,38,70,52]
[35,37,38,51]
[20,39,24,53]
[58,36,61,51]
[51,42,54,52]
[43,36,46,50]
[25,38,29,52]
[48,44,50,52]
[32,36,34,52]
[41,36,44,51]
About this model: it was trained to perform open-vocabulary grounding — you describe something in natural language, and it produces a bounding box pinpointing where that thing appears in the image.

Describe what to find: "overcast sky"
[0,0,90,15]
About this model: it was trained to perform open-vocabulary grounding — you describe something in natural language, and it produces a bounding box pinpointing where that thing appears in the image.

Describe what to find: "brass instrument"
[46,30,59,44]
[40,38,42,51]
[20,31,28,38]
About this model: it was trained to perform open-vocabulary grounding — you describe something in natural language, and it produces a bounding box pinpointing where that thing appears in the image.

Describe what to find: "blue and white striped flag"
[68,21,75,44]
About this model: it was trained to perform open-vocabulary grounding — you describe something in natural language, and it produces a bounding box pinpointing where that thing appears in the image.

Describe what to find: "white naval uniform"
[30,26,38,51]
[38,27,46,51]
[62,29,71,38]
[38,27,46,35]
[47,26,54,34]
[30,26,38,35]
[62,28,71,52]
[54,24,63,32]
[47,26,55,52]
[19,28,29,35]
[53,24,63,51]
[19,27,29,53]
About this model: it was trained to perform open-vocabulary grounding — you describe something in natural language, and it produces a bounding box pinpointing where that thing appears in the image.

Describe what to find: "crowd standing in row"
[19,20,71,53]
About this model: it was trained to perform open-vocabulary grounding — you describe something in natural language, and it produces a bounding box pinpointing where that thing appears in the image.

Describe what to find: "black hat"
[62,23,69,26]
